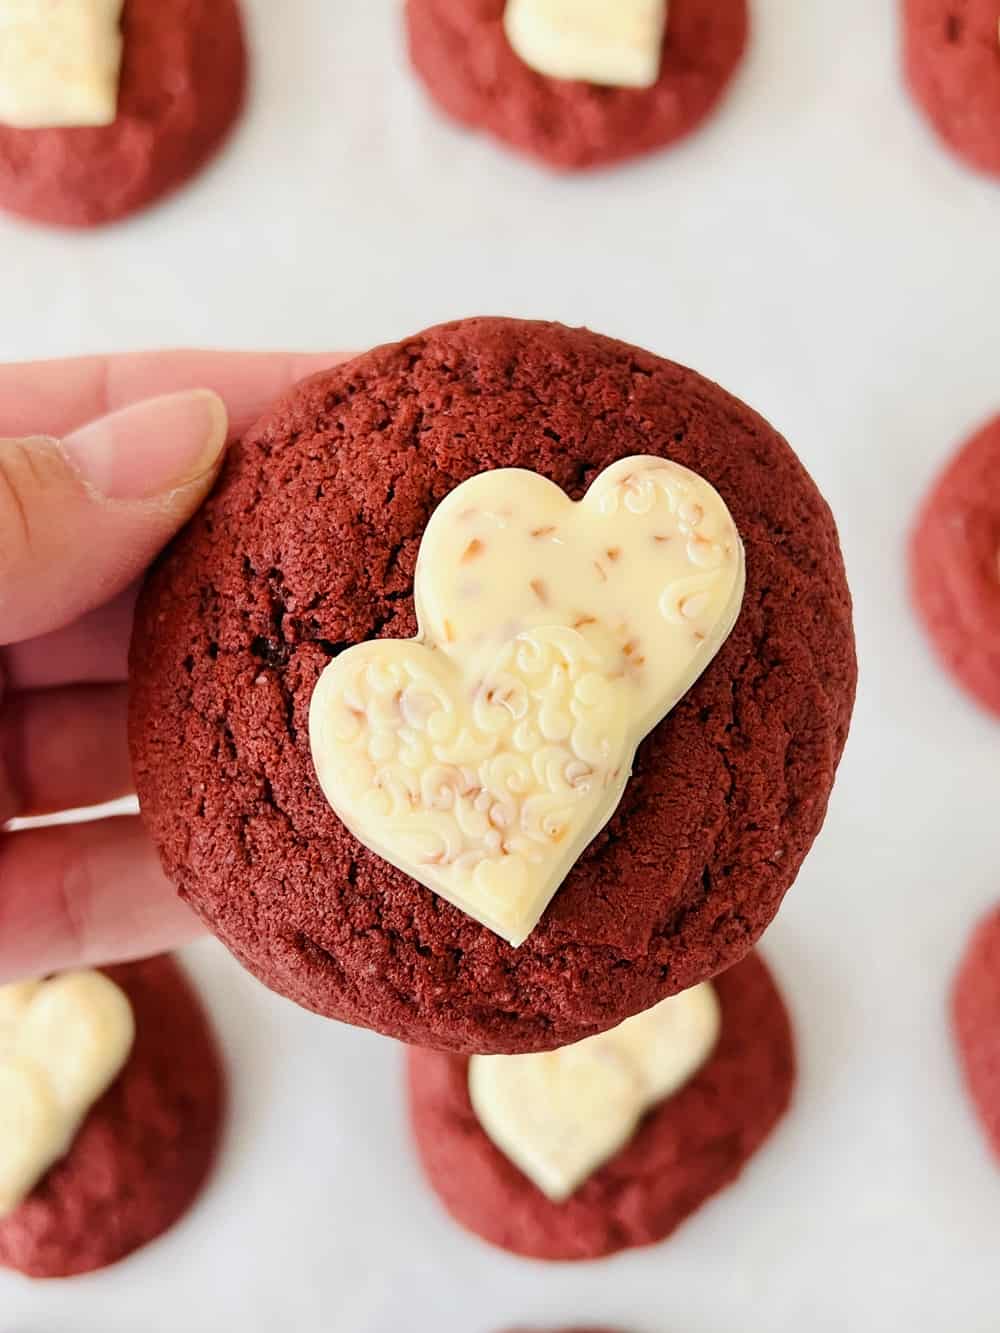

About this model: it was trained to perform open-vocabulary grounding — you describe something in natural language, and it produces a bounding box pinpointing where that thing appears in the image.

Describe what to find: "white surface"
[1,1,998,1329]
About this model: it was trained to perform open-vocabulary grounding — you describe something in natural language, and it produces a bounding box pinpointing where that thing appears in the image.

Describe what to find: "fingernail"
[60,390,228,501]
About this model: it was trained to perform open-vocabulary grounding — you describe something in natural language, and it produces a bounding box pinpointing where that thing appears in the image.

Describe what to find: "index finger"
[0,349,351,441]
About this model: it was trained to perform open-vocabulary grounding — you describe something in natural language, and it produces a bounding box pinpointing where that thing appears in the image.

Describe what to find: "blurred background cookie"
[404,0,748,170]
[0,956,225,1278]
[0,0,247,228]
[953,903,1000,1162]
[407,952,794,1260]
[910,412,1000,716]
[903,0,1000,177]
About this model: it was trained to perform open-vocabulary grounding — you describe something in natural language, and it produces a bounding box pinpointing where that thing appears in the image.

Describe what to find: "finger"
[0,818,204,983]
[3,584,137,689]
[0,389,229,646]
[1,685,132,821]
[0,350,350,442]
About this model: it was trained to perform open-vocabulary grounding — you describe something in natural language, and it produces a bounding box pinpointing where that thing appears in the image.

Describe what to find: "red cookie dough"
[910,412,1000,716]
[404,0,748,170]
[0,956,225,1279]
[953,903,1000,1161]
[408,953,794,1260]
[129,317,856,1056]
[903,0,1000,176]
[0,0,246,228]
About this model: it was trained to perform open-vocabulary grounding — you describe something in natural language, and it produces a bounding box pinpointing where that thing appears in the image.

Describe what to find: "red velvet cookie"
[0,0,246,228]
[954,903,1000,1161]
[408,953,794,1260]
[903,0,1000,177]
[0,956,225,1279]
[910,412,1000,716]
[404,0,748,170]
[129,317,856,1055]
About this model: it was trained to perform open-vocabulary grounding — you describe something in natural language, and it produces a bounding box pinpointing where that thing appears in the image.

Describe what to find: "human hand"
[0,349,346,983]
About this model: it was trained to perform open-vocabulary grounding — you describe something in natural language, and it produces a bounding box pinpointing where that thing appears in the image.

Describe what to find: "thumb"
[0,390,227,645]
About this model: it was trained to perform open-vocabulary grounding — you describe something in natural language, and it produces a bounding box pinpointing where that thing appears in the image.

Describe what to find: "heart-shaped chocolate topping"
[469,981,721,1200]
[0,971,134,1215]
[309,456,744,946]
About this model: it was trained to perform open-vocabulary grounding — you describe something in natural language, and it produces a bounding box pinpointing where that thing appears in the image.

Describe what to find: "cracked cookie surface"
[129,318,856,1055]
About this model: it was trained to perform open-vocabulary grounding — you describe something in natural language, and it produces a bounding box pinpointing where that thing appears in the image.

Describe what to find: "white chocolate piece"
[503,0,668,90]
[0,981,41,1032]
[0,0,124,129]
[0,971,134,1217]
[310,456,745,948]
[470,982,721,1201]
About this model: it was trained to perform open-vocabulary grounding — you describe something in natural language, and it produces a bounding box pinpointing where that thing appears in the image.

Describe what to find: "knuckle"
[0,436,63,594]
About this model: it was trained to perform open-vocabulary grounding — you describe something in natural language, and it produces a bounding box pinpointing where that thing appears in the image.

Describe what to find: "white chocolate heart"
[0,0,124,129]
[470,982,721,1201]
[0,971,135,1217]
[503,0,668,89]
[310,456,745,947]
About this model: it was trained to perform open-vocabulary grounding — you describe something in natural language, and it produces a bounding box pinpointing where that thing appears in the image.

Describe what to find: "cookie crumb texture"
[0,956,224,1279]
[910,413,1000,715]
[408,953,794,1260]
[0,0,246,227]
[129,317,856,1055]
[954,903,1000,1161]
[404,0,747,169]
[904,0,1000,176]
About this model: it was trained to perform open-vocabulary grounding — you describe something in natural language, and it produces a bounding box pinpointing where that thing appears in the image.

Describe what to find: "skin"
[0,350,347,983]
